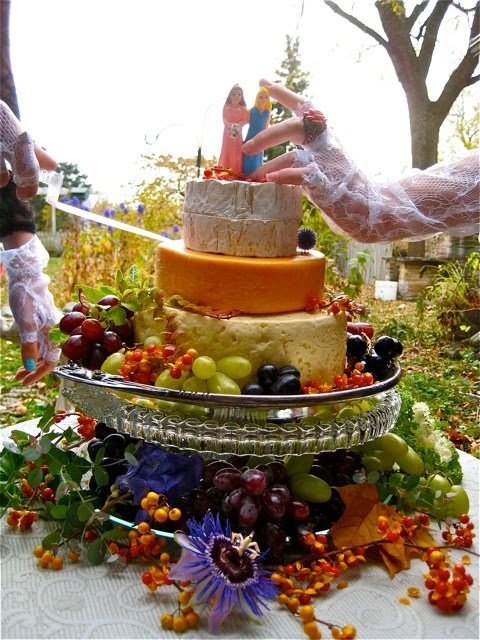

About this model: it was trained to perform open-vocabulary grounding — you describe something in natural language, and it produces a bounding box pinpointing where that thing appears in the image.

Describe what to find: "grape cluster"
[242,364,302,395]
[60,296,135,370]
[177,455,357,560]
[346,328,403,381]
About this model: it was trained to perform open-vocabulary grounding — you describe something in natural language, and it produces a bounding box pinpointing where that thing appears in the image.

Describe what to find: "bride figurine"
[218,84,250,175]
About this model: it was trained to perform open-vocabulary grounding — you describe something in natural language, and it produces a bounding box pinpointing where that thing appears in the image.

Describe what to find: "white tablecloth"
[1,419,479,640]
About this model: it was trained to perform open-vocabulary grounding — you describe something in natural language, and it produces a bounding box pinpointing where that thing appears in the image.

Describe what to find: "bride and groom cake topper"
[218,84,272,177]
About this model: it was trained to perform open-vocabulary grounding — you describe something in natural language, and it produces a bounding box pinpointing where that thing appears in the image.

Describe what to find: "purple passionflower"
[169,512,277,633]
[137,203,145,214]
[115,443,203,505]
[172,223,180,234]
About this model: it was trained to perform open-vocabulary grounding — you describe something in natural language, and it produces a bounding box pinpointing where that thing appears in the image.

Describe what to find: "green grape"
[182,376,208,393]
[133,397,158,409]
[367,449,396,471]
[143,335,163,347]
[284,453,314,477]
[374,433,408,460]
[447,485,470,518]
[216,356,252,380]
[206,372,241,395]
[362,454,385,473]
[426,473,452,497]
[101,352,125,374]
[290,473,332,503]
[191,356,217,380]
[154,368,190,390]
[336,405,359,419]
[396,445,425,475]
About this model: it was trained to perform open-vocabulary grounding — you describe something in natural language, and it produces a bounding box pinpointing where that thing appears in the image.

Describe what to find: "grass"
[1,267,478,455]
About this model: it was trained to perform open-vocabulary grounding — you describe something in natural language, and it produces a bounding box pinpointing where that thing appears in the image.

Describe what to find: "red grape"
[61,335,90,360]
[112,319,134,340]
[286,497,310,523]
[97,295,120,307]
[241,469,268,496]
[82,345,107,370]
[81,318,105,342]
[102,331,123,354]
[59,311,86,335]
[238,495,260,529]
[213,468,242,491]
[72,302,90,315]
[260,490,286,520]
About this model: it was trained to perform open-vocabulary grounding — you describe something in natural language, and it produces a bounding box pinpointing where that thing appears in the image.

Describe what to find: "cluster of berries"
[423,547,473,613]
[441,513,475,547]
[6,509,38,531]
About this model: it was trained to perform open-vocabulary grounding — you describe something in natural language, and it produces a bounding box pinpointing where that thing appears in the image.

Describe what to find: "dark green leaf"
[42,530,62,549]
[0,448,24,481]
[36,404,56,430]
[87,537,107,565]
[77,502,94,522]
[94,466,109,487]
[27,467,44,488]
[23,445,42,462]
[94,446,106,465]
[47,503,69,520]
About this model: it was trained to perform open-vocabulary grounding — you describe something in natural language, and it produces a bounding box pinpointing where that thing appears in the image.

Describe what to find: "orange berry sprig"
[441,514,476,548]
[6,509,39,531]
[423,548,474,613]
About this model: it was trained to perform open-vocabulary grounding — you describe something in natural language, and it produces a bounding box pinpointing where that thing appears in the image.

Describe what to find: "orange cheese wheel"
[156,240,325,314]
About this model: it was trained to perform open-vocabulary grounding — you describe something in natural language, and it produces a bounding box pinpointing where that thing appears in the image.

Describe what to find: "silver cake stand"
[54,363,402,458]
[54,363,401,457]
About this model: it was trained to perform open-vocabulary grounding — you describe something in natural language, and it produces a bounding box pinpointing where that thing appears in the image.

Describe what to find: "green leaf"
[94,466,109,487]
[87,537,107,566]
[65,461,89,484]
[45,446,69,467]
[94,446,106,465]
[124,451,138,466]
[23,445,42,462]
[0,448,24,482]
[105,526,130,541]
[27,467,44,488]
[42,530,62,549]
[37,404,56,430]
[77,502,94,523]
[39,435,53,454]
[47,503,69,520]
[106,305,127,326]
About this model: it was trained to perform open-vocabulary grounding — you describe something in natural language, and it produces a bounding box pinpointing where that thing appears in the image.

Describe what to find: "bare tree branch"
[323,1,387,47]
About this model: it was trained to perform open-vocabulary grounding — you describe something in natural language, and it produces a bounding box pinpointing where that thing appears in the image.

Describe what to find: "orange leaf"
[330,484,435,577]
[330,484,396,548]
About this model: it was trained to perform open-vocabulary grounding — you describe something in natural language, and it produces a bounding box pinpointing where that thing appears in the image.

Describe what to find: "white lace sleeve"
[293,123,479,243]
[1,235,61,362]
[0,100,39,192]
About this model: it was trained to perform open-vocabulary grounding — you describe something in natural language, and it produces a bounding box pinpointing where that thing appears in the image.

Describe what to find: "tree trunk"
[0,0,20,117]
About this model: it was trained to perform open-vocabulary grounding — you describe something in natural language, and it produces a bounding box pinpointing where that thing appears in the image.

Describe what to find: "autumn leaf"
[330,483,435,577]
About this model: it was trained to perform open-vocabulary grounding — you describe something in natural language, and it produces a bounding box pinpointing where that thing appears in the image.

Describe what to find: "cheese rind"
[183,212,300,257]
[156,240,326,314]
[164,306,347,386]
[183,179,303,257]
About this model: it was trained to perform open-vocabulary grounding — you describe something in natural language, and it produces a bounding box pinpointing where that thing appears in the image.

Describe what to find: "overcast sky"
[9,0,474,202]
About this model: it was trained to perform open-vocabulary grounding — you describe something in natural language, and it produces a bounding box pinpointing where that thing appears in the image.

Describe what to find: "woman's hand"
[0,100,57,200]
[242,79,326,185]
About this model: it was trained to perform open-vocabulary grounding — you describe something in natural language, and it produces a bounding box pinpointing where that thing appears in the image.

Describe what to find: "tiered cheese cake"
[136,178,347,388]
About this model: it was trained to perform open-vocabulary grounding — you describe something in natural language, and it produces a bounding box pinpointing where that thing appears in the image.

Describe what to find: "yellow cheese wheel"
[156,240,326,314]
[164,306,347,386]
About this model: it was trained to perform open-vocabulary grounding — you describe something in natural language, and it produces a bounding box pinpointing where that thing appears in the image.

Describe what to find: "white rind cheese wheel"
[182,179,303,257]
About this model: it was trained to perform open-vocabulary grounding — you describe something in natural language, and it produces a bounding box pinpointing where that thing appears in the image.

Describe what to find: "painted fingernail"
[24,358,36,371]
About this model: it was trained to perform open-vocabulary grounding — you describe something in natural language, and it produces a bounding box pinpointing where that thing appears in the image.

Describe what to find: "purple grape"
[241,468,268,496]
